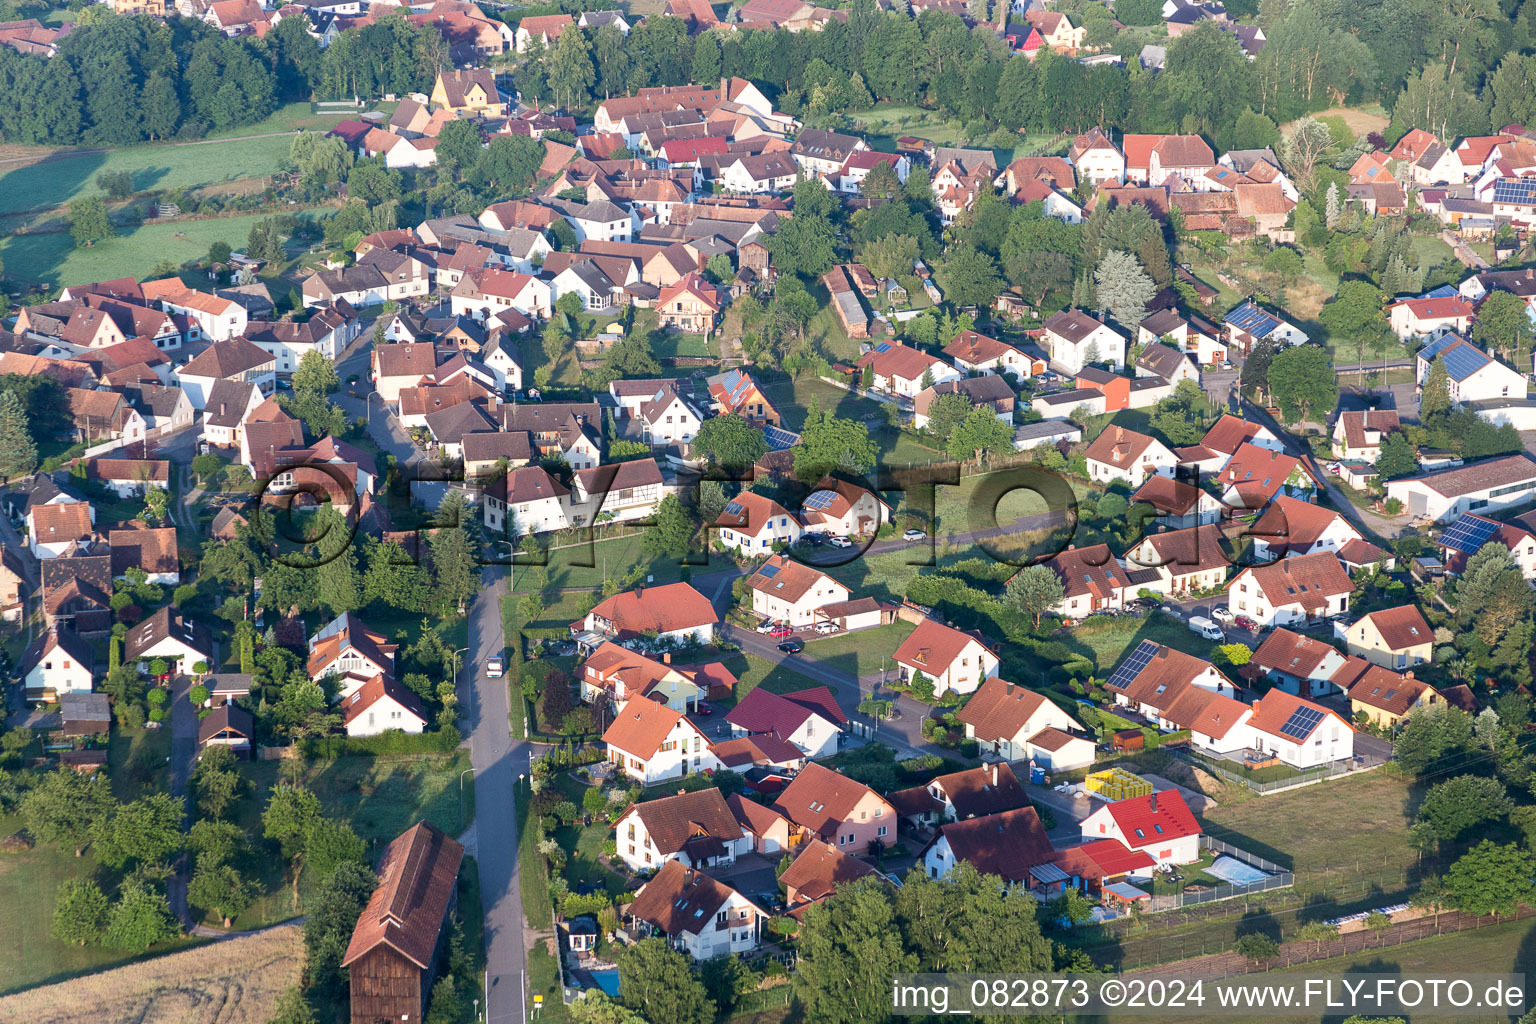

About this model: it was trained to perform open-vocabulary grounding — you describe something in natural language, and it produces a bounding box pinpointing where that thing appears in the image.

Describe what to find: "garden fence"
[1172,747,1383,794]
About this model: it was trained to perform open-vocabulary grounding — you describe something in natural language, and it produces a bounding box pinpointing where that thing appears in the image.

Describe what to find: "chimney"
[989,762,999,786]
[662,652,671,664]
[1150,791,1158,811]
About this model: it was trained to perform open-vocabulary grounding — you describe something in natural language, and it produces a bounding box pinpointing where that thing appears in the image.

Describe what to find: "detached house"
[772,762,895,852]
[483,465,569,536]
[893,618,999,697]
[21,627,94,702]
[656,274,721,333]
[942,329,1041,378]
[1332,409,1401,462]
[956,676,1094,768]
[174,336,276,409]
[308,613,398,694]
[1043,310,1126,373]
[29,501,94,560]
[626,861,765,961]
[1414,333,1527,404]
[855,341,962,398]
[1388,296,1473,340]
[1215,442,1316,511]
[1346,664,1440,727]
[716,493,802,552]
[579,582,717,644]
[1084,426,1176,487]
[1068,127,1126,185]
[1042,543,1134,616]
[1339,605,1433,670]
[124,606,212,674]
[1227,551,1354,628]
[743,554,849,626]
[1079,790,1201,866]
[344,674,429,738]
[1123,523,1232,596]
[797,477,890,538]
[922,805,1057,887]
[1246,689,1355,769]
[431,68,505,115]
[1251,627,1351,697]
[603,698,718,784]
[612,788,749,873]
[1250,496,1363,561]
[724,685,847,760]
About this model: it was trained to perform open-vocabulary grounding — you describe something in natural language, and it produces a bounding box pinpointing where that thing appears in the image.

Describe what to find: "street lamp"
[458,767,474,830]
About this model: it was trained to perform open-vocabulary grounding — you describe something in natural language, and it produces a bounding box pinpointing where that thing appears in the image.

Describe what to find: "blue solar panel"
[1225,302,1280,337]
[724,501,744,516]
[763,425,800,451]
[759,564,779,578]
[1416,333,1459,361]
[1492,178,1536,205]
[1419,285,1459,300]
[1278,705,1325,740]
[874,342,892,353]
[1443,340,1489,381]
[1440,514,1501,554]
[804,490,836,511]
[1105,639,1160,693]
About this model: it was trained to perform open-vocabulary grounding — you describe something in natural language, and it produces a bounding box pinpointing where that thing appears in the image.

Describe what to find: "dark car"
[777,639,804,654]
[801,531,826,546]
[693,701,714,716]
[753,891,786,912]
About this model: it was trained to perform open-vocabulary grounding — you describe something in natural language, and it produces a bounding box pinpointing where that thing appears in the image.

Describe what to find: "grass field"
[729,651,838,703]
[0,815,184,994]
[1200,771,1420,890]
[800,620,916,678]
[0,213,314,289]
[0,922,302,1023]
[847,103,1065,165]
[1064,611,1218,674]
[0,134,295,216]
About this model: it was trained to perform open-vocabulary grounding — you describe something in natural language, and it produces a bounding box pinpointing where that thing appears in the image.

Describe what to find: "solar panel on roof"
[763,425,800,451]
[724,501,744,515]
[1440,341,1490,381]
[804,490,836,511]
[1492,178,1536,205]
[1277,705,1325,740]
[1105,639,1160,692]
[759,564,779,578]
[1440,514,1500,554]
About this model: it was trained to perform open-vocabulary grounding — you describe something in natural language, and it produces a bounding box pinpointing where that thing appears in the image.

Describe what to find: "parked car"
[693,701,714,716]
[756,619,778,633]
[1233,615,1258,631]
[753,891,786,912]
[801,531,827,546]
[1211,606,1236,626]
[903,529,927,542]
[814,620,840,634]
[777,639,805,654]
[1188,615,1225,641]
[767,625,793,639]
[828,536,854,549]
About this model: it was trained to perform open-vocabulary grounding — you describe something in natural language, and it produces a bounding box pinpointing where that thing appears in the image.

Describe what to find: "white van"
[1188,616,1225,641]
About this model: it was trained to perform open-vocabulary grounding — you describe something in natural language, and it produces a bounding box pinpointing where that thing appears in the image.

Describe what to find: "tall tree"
[1445,841,1535,919]
[692,414,769,472]
[1420,355,1453,418]
[104,882,179,952]
[21,768,117,856]
[937,242,1002,309]
[304,860,378,990]
[0,390,37,479]
[68,194,113,248]
[92,793,184,869]
[797,879,918,1024]
[1094,250,1156,327]
[1006,564,1067,630]
[794,410,878,483]
[1267,345,1337,425]
[618,938,715,1024]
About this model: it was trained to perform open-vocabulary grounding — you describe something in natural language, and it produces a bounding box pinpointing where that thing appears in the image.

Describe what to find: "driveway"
[711,853,780,897]
[462,564,533,1024]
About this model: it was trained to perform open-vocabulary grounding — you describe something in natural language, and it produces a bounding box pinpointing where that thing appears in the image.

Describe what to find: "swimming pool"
[1205,855,1269,885]
[591,968,620,997]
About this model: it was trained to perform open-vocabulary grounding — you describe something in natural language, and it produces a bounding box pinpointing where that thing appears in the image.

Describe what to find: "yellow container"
[1085,768,1153,801]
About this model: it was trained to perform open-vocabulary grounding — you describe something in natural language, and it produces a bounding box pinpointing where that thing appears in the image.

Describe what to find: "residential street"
[462,564,531,1024]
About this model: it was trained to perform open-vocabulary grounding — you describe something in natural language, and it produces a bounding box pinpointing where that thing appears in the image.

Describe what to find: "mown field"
[0,923,302,1024]
[0,213,309,289]
[0,135,295,217]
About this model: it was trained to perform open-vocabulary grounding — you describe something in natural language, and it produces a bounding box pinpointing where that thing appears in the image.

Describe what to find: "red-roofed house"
[343,674,429,736]
[1080,789,1200,865]
[724,686,847,759]
[893,619,999,697]
[838,150,910,194]
[1388,296,1473,340]
[1228,551,1353,628]
[578,581,717,644]
[855,341,962,397]
[1245,689,1354,768]
[1040,543,1134,616]
[1339,605,1433,670]
[656,273,721,333]
[1250,495,1364,561]
[602,698,718,784]
[660,136,729,168]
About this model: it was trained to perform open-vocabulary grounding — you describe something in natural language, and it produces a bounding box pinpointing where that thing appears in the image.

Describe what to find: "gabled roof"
[724,685,847,737]
[1233,551,1354,612]
[955,677,1054,742]
[1137,523,1231,577]
[1200,414,1273,455]
[1217,442,1311,506]
[627,860,754,937]
[1044,543,1133,601]
[342,673,429,728]
[1247,688,1350,742]
[854,341,946,382]
[20,627,94,676]
[1252,627,1340,678]
[601,695,692,759]
[1346,664,1434,716]
[771,761,888,839]
[942,328,1025,366]
[108,525,178,577]
[197,702,254,744]
[621,788,742,857]
[930,806,1054,882]
[125,606,212,661]
[1353,605,1432,651]
[1250,495,1360,554]
[1100,790,1199,848]
[893,618,989,674]
[777,839,877,903]
[1084,425,1163,468]
[585,581,716,637]
[925,762,1029,819]
[742,552,839,603]
[1390,453,1536,498]
[341,822,464,969]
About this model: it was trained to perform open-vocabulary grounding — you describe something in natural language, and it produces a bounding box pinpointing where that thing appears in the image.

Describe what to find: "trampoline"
[1205,855,1269,885]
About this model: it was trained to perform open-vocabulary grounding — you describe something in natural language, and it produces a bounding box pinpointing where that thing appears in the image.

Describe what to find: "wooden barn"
[342,821,464,1024]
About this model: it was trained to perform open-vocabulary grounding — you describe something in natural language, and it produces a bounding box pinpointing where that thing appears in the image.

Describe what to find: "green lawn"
[1063,611,1217,674]
[0,212,320,289]
[729,651,838,704]
[800,621,916,678]
[845,103,1061,165]
[650,331,716,358]
[1200,771,1420,894]
[0,134,295,216]
[105,724,171,802]
[0,813,194,994]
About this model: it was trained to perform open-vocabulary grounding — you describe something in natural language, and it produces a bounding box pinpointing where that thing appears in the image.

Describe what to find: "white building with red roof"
[1388,296,1473,340]
[1080,790,1201,866]
[602,698,718,784]
[716,493,802,553]
[1042,543,1134,616]
[798,477,891,538]
[724,685,846,759]
[893,618,999,697]
[955,676,1093,768]
[1250,495,1364,561]
[578,581,718,644]
[742,554,849,626]
[1084,425,1176,487]
[854,340,962,397]
[837,150,910,194]
[1244,689,1353,768]
[344,674,429,737]
[1228,551,1353,628]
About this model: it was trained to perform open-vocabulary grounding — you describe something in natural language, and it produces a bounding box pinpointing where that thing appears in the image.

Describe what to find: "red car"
[693,701,714,716]
[1234,615,1258,631]
[767,625,793,638]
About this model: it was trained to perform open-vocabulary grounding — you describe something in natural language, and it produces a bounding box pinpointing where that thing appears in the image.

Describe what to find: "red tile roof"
[1104,790,1199,848]
[585,582,717,637]
[342,822,464,969]
[601,698,692,759]
[893,618,989,676]
[1355,605,1432,651]
[955,677,1053,743]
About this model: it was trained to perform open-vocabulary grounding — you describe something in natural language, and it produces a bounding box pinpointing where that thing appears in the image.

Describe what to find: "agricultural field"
[0,923,302,1024]
[0,213,315,289]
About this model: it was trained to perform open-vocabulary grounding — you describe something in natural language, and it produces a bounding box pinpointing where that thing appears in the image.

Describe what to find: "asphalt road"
[463,564,532,1024]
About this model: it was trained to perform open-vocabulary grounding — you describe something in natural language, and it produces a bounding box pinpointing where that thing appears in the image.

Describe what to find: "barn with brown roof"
[343,822,464,1024]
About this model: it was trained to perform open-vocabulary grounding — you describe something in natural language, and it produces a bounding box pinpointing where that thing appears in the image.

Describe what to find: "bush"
[301,727,462,757]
